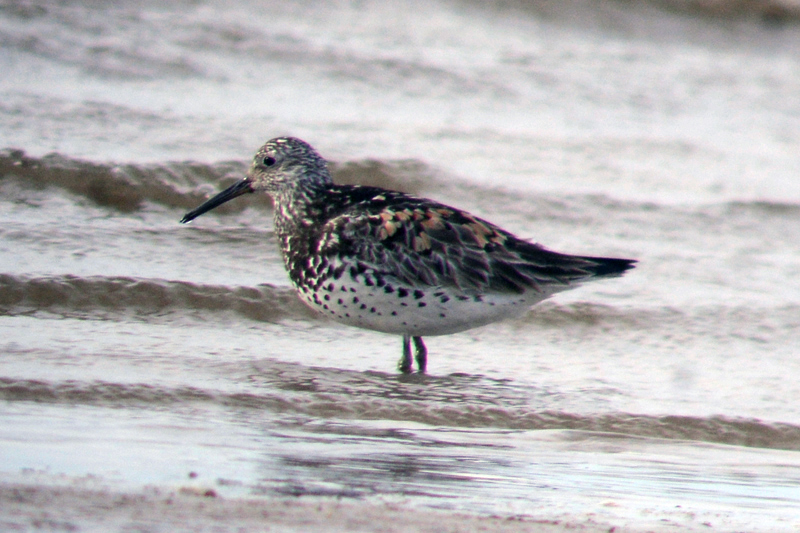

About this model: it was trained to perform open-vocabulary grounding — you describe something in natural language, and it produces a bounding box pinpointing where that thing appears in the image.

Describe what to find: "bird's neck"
[272,181,329,263]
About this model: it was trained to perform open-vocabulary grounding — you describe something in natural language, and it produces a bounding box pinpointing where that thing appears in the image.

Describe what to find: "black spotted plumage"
[310,186,631,295]
[181,136,636,374]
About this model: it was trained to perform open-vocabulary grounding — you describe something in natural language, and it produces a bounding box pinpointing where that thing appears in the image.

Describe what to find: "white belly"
[294,275,559,337]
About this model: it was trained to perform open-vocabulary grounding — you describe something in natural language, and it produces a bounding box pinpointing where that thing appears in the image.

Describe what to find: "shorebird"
[181,137,635,373]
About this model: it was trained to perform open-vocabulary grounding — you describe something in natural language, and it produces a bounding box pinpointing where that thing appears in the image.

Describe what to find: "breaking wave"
[2,149,798,219]
[1,274,797,348]
[0,149,436,214]
[2,372,800,451]
[0,273,314,323]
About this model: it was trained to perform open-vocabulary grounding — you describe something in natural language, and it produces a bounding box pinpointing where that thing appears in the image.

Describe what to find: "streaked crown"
[246,136,332,194]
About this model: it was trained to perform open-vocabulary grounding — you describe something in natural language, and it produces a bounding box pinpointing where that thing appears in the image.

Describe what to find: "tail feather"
[580,256,637,278]
[492,246,636,293]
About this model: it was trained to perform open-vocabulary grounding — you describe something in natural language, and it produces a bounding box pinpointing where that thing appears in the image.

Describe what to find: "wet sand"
[1,480,673,533]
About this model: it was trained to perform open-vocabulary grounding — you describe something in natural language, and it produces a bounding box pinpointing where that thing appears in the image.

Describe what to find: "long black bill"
[180,179,255,224]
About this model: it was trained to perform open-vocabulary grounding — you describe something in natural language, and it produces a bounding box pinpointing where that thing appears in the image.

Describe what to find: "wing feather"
[317,191,633,295]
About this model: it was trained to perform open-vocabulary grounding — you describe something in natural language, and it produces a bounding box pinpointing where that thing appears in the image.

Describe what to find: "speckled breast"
[290,256,553,336]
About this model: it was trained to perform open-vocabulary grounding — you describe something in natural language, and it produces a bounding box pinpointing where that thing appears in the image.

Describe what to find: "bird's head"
[180,136,331,224]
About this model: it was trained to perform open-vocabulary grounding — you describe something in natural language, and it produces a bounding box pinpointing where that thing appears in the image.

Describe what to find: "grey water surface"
[2,0,800,530]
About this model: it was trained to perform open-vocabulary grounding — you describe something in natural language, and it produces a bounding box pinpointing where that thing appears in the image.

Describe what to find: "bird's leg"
[413,336,427,374]
[399,334,413,374]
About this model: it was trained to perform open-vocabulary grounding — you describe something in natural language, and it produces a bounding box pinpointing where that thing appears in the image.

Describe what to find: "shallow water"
[2,0,800,530]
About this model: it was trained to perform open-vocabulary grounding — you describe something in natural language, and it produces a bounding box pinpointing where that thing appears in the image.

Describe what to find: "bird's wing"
[316,193,607,294]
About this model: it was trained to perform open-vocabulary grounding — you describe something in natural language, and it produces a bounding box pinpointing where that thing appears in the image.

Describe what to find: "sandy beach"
[1,478,679,533]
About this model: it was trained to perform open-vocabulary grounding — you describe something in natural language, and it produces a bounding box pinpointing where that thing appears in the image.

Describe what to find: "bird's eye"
[263,156,277,167]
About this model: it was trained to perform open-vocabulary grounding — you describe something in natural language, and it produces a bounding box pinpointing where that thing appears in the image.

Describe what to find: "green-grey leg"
[413,336,427,374]
[399,334,413,374]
